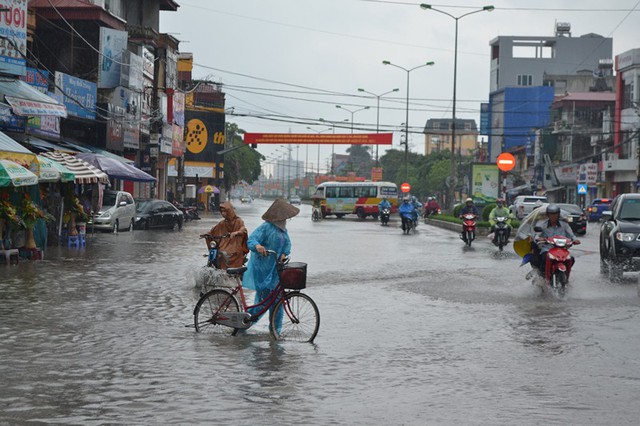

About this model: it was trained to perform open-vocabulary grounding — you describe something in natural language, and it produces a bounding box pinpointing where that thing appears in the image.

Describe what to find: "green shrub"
[482,203,496,221]
[452,203,462,217]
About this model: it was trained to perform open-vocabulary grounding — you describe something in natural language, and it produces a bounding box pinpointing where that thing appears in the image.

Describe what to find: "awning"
[0,159,39,187]
[22,137,78,154]
[41,151,109,184]
[59,140,134,164]
[0,131,39,173]
[0,77,67,118]
[76,152,155,182]
[36,155,76,183]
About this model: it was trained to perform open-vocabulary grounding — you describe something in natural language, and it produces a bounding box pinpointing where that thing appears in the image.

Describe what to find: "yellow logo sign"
[186,119,208,154]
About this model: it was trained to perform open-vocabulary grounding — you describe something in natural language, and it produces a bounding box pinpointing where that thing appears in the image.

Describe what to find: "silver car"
[91,190,136,232]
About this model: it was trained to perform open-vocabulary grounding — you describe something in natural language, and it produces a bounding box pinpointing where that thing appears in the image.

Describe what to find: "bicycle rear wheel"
[194,289,239,335]
[270,292,320,343]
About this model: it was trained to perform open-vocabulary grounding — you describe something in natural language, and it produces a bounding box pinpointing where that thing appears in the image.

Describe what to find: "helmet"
[427,197,432,201]
[403,196,410,202]
[547,204,560,214]
[496,198,504,206]
[465,198,473,204]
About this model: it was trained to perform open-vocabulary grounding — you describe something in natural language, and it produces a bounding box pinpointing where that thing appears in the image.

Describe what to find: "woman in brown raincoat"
[200,201,248,268]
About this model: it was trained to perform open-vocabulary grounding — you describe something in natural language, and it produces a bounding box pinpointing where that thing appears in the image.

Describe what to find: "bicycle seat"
[226,266,247,275]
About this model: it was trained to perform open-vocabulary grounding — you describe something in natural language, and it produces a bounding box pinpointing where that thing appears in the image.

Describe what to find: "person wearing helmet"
[378,196,391,213]
[398,196,416,234]
[489,198,513,242]
[534,203,581,274]
[459,197,479,217]
[410,196,421,223]
[424,196,441,218]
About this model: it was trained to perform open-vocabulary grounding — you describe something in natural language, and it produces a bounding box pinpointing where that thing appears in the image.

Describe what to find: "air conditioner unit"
[590,134,601,146]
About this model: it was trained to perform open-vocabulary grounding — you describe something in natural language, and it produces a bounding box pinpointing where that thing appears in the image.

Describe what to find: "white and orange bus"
[314,181,398,219]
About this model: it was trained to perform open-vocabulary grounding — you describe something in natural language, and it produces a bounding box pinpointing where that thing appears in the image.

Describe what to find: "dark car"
[599,193,640,281]
[587,198,612,222]
[557,203,587,235]
[134,199,184,230]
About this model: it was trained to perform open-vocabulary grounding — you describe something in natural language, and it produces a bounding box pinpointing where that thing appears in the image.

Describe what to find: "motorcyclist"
[489,198,513,242]
[533,204,581,275]
[411,196,421,223]
[398,197,416,232]
[459,198,479,217]
[424,197,441,217]
[378,196,392,213]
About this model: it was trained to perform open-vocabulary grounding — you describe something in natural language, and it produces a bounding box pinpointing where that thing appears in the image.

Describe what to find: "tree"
[345,144,372,177]
[223,123,263,191]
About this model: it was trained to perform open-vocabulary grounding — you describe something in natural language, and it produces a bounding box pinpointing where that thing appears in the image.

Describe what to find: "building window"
[432,136,440,145]
[517,74,533,86]
[464,123,471,131]
[432,121,439,129]
[622,80,634,109]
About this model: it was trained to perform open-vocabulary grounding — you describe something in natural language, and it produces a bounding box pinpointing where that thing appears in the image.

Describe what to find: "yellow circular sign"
[186,119,208,154]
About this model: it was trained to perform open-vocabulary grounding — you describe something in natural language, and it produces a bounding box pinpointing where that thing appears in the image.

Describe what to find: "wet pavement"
[1,199,639,424]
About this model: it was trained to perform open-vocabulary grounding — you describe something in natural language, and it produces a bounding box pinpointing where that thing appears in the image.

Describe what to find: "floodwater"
[1,199,639,425]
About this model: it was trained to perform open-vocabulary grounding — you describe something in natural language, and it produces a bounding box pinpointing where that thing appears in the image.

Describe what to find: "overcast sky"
[160,0,639,175]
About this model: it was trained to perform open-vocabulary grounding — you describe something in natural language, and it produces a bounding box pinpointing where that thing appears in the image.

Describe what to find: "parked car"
[289,195,302,205]
[134,199,184,230]
[599,193,640,280]
[587,198,612,222]
[557,203,587,235]
[90,190,136,233]
[509,195,548,219]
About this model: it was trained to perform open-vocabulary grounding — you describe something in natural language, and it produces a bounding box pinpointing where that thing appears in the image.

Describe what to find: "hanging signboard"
[0,1,27,76]
[98,27,128,88]
[55,71,97,120]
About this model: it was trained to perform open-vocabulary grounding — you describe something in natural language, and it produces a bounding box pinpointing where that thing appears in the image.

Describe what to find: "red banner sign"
[244,133,393,145]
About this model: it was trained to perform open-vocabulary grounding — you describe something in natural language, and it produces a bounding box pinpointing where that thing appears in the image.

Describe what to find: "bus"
[314,181,398,219]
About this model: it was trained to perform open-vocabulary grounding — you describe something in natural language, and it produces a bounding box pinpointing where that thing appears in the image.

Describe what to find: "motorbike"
[401,212,416,235]
[174,202,200,221]
[492,216,510,251]
[460,214,477,247]
[423,207,441,223]
[312,206,322,222]
[379,207,390,226]
[535,234,576,296]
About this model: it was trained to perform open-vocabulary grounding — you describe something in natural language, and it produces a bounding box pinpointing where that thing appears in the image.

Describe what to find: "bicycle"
[193,250,320,343]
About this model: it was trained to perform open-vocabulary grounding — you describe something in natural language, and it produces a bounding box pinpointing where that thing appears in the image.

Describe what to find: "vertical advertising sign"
[120,50,144,91]
[0,1,27,76]
[54,71,97,119]
[98,27,128,88]
[184,110,225,163]
[471,163,500,203]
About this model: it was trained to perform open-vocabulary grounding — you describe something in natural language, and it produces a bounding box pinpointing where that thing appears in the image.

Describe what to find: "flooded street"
[2,199,640,424]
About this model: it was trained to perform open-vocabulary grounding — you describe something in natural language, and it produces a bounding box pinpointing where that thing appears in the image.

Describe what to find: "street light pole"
[358,87,399,164]
[420,3,494,211]
[382,60,434,182]
[336,105,370,135]
[307,126,331,180]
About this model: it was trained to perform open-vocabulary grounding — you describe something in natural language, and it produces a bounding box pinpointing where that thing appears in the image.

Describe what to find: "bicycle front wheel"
[270,292,320,343]
[194,289,239,335]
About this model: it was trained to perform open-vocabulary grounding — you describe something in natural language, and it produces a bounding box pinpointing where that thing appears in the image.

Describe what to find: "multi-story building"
[611,48,640,196]
[487,23,613,162]
[25,0,180,199]
[422,118,478,157]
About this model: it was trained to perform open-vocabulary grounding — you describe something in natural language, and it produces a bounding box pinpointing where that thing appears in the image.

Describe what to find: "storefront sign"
[160,123,173,154]
[142,47,154,79]
[20,68,49,92]
[172,123,184,157]
[98,27,128,88]
[577,163,598,185]
[173,92,185,127]
[104,103,124,151]
[120,50,144,91]
[55,71,97,119]
[27,115,60,139]
[0,1,27,76]
[0,102,24,132]
[554,163,578,185]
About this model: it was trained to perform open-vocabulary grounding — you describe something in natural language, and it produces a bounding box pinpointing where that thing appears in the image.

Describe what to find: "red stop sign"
[496,153,516,172]
[401,182,411,193]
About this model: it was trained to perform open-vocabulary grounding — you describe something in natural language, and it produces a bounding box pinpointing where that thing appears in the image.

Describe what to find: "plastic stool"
[68,235,86,248]
[1,249,19,265]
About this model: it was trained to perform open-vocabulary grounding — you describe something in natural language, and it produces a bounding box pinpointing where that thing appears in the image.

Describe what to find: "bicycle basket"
[279,262,307,289]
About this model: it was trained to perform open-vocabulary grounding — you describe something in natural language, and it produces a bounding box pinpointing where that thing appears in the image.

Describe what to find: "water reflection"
[509,303,575,356]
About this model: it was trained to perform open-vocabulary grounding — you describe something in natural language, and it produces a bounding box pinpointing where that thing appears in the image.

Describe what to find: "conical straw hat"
[262,198,300,221]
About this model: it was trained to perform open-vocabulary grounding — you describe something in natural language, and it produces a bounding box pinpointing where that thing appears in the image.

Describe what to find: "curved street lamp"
[382,60,434,182]
[358,87,399,164]
[420,3,495,211]
[307,126,331,178]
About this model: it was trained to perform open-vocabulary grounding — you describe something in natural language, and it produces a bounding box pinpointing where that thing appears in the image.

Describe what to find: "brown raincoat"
[204,202,249,268]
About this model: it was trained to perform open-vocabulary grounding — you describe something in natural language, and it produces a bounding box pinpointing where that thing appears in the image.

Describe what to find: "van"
[91,190,136,232]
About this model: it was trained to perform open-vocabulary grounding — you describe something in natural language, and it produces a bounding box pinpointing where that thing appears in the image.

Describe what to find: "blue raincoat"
[242,222,291,327]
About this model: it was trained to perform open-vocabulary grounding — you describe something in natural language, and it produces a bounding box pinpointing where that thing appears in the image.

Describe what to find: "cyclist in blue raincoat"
[243,198,300,330]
